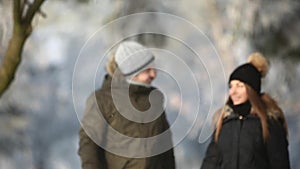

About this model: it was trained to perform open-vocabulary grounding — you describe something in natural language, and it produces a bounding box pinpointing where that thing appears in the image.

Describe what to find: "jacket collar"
[221,105,258,122]
[101,74,154,94]
[221,104,281,122]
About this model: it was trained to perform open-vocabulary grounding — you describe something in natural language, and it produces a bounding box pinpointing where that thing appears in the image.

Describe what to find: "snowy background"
[0,0,300,169]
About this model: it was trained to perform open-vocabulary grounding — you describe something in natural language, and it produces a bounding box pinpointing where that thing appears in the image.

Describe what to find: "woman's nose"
[229,86,236,95]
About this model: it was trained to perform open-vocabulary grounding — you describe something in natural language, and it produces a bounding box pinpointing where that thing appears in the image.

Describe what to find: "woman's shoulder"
[267,110,286,127]
[213,105,236,124]
[267,110,282,120]
[261,93,286,122]
[216,105,235,118]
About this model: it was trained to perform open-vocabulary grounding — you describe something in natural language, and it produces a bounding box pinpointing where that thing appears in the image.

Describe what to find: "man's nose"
[150,69,156,77]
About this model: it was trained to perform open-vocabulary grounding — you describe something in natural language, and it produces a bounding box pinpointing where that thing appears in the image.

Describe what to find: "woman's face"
[229,80,248,105]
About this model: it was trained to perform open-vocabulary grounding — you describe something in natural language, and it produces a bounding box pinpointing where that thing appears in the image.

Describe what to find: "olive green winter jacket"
[78,75,175,169]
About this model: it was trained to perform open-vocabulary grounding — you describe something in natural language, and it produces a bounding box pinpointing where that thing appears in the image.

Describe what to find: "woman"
[201,52,290,169]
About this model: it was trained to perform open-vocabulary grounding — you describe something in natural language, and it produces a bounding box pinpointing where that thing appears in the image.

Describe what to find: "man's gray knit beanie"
[115,41,154,76]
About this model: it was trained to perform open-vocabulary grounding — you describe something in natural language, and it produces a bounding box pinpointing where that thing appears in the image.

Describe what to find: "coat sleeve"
[200,139,221,169]
[266,119,291,169]
[159,149,176,169]
[78,93,108,169]
[78,127,107,169]
[159,113,176,169]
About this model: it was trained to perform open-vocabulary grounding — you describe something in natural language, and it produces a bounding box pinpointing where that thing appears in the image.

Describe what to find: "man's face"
[131,68,157,84]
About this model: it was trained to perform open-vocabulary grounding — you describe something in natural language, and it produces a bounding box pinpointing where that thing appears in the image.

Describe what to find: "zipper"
[236,115,245,169]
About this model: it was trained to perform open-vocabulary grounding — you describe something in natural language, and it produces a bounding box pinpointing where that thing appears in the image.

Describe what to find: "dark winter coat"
[201,105,290,169]
[78,75,175,169]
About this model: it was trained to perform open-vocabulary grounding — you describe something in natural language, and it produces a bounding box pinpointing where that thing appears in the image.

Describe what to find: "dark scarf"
[230,100,251,117]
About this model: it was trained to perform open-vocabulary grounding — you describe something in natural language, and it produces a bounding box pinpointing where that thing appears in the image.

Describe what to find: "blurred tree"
[77,0,90,3]
[104,0,168,47]
[0,0,46,98]
[256,1,297,57]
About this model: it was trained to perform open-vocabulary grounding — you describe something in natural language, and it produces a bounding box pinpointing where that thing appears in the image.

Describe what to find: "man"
[78,41,175,169]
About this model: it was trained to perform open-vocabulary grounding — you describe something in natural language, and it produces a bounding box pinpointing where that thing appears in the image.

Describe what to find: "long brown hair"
[261,93,288,136]
[214,84,286,142]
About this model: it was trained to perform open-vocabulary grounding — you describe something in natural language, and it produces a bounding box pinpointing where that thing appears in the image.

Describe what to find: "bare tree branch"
[0,0,46,98]
[24,0,45,27]
[20,0,29,19]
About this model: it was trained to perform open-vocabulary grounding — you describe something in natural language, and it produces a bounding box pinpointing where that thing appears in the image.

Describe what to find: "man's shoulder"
[84,89,112,108]
[94,88,112,99]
